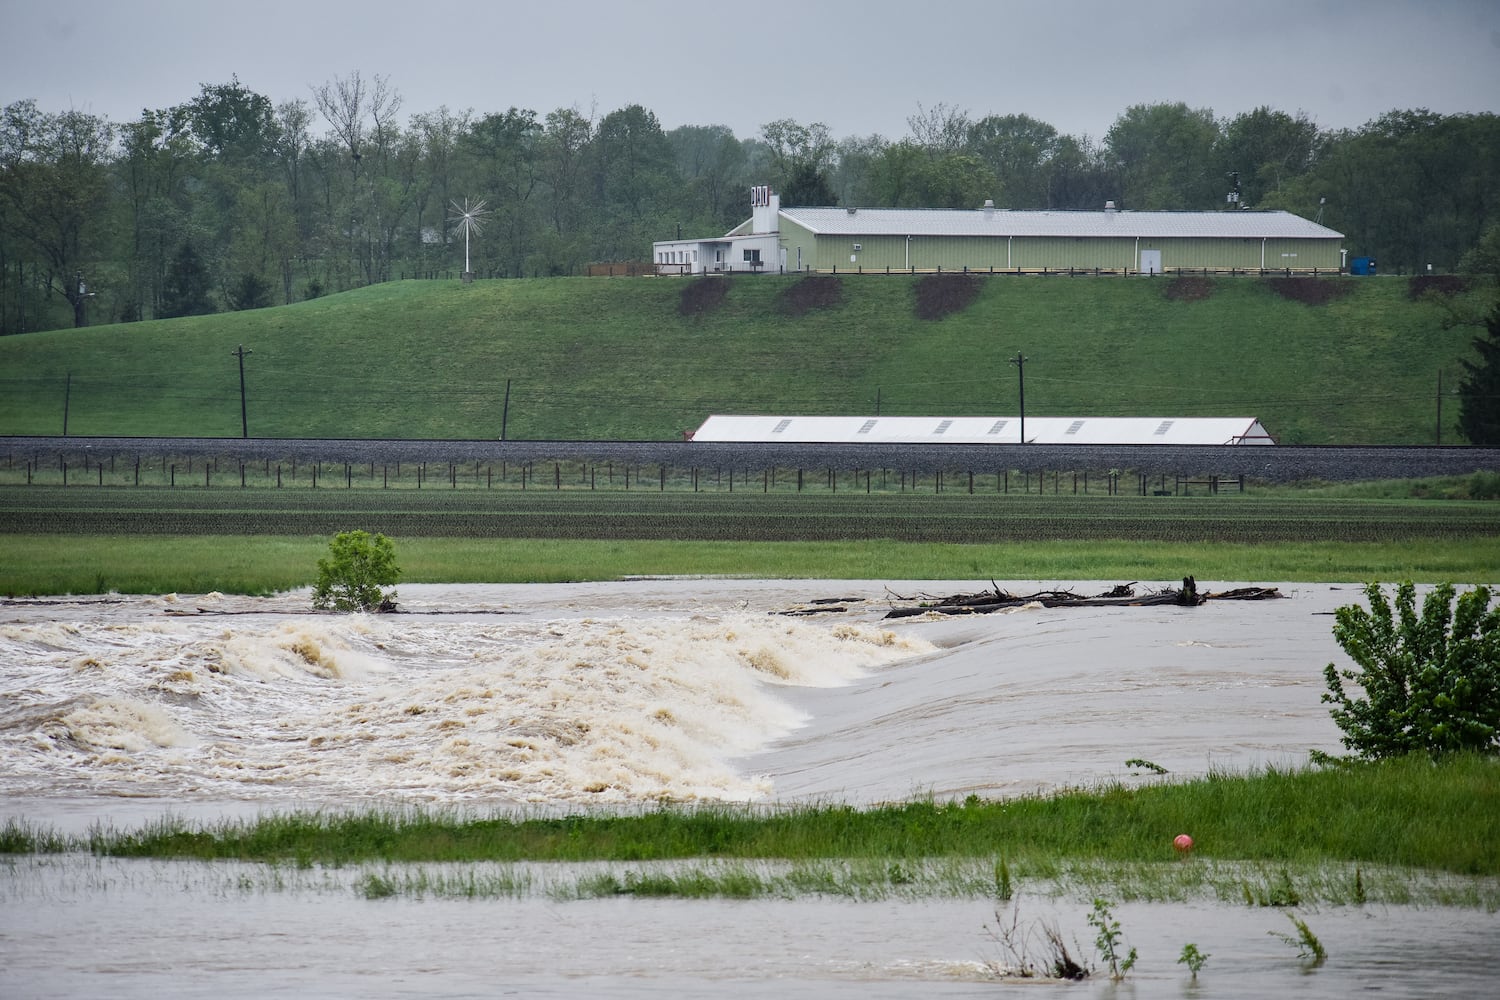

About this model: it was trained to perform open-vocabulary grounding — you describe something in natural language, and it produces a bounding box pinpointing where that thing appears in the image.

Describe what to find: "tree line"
[2,75,1498,333]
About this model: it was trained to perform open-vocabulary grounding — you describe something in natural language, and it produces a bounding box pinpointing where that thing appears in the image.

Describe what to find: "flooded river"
[2,580,1495,996]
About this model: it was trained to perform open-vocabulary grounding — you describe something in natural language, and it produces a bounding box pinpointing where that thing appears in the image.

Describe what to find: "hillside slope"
[0,274,1489,444]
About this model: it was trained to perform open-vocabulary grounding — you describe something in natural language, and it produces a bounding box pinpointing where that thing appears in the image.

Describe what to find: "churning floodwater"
[2,580,1496,997]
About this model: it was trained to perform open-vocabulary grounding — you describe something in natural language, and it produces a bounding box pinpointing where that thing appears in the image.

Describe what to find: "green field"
[0,273,1492,443]
[4,485,1498,542]
[3,483,1497,594]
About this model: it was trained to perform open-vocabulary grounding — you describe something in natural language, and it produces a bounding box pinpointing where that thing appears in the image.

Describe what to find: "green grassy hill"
[0,274,1490,444]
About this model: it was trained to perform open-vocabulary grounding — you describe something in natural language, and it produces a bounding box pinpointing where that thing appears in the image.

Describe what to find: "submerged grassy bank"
[3,533,1499,595]
[10,758,1495,877]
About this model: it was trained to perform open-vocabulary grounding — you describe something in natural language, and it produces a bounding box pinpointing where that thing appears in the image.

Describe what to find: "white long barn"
[691,415,1275,445]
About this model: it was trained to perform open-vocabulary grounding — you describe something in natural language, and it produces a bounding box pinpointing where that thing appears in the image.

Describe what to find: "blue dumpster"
[1350,256,1376,275]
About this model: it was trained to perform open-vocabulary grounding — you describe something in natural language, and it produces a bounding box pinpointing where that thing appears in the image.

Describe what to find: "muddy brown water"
[2,580,1494,997]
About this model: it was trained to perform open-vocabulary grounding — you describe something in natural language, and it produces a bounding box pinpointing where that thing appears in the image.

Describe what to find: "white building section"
[691,415,1276,445]
[652,187,785,274]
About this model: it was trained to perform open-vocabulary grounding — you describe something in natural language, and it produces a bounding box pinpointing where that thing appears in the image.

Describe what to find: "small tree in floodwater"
[312,530,400,612]
[1319,582,1500,761]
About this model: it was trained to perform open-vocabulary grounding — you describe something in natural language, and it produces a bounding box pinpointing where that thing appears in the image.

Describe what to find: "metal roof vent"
[846,207,857,215]
[1104,201,1118,213]
[983,199,995,219]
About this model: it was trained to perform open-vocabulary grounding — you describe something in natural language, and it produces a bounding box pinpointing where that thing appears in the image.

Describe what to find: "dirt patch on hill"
[1407,274,1470,299]
[1162,276,1216,302]
[777,275,844,317]
[1263,277,1353,305]
[678,277,730,317]
[914,273,982,320]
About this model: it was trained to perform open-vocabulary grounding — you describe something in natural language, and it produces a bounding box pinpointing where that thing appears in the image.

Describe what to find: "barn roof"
[692,415,1276,445]
[778,207,1342,241]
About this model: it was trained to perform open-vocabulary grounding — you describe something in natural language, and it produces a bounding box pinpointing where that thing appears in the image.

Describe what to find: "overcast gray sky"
[3,0,1496,143]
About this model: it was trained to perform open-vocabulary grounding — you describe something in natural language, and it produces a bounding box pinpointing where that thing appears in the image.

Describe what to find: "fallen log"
[878,577,1282,619]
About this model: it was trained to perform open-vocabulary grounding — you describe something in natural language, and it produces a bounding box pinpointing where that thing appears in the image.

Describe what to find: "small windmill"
[449,197,489,281]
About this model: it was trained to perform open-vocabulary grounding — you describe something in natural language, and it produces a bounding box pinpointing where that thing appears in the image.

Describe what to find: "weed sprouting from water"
[1270,911,1327,967]
[1087,897,1137,980]
[1178,942,1210,979]
[994,855,1013,901]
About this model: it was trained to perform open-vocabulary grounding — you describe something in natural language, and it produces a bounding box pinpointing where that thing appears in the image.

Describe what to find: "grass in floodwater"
[11,758,1497,902]
[354,865,534,900]
[60,756,1500,875]
[0,817,70,854]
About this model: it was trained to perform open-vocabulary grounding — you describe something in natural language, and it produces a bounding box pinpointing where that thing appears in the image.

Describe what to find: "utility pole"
[1437,368,1447,446]
[500,378,512,441]
[1010,352,1028,443]
[232,345,252,438]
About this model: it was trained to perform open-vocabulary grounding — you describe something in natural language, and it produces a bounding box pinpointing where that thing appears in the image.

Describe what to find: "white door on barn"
[1139,249,1162,275]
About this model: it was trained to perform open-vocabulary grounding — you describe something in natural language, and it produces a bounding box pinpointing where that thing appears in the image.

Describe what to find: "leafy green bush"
[311,530,400,612]
[1321,582,1500,760]
[1467,470,1500,500]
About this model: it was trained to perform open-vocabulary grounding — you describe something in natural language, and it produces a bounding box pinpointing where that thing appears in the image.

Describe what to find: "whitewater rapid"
[0,583,929,808]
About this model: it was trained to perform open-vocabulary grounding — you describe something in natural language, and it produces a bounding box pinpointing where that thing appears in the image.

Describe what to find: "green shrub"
[1467,471,1500,500]
[312,530,400,612]
[1321,582,1500,760]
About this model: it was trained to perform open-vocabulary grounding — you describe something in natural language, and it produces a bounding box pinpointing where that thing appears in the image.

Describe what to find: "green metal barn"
[653,189,1345,275]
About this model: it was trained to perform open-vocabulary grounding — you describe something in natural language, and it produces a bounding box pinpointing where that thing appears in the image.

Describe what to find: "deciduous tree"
[1458,304,1500,446]
[1105,102,1221,209]
[1321,581,1500,760]
[0,101,115,327]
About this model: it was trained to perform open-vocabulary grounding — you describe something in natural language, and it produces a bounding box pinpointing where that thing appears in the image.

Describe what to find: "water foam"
[0,608,929,804]
[57,697,196,752]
